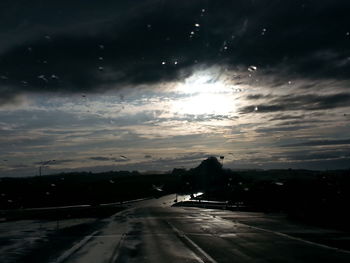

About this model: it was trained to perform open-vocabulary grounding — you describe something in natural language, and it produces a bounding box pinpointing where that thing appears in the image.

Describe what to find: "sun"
[171,71,236,116]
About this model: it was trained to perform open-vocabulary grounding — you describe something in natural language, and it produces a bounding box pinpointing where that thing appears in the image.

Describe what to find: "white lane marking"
[167,221,217,263]
[225,218,350,255]
[51,230,99,263]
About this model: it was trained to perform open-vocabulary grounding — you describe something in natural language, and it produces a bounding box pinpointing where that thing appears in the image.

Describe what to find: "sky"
[0,0,350,177]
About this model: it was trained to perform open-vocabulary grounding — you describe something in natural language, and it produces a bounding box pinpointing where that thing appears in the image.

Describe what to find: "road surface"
[2,195,350,263]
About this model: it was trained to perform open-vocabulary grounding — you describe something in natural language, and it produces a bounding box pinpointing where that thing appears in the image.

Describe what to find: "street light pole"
[39,160,55,176]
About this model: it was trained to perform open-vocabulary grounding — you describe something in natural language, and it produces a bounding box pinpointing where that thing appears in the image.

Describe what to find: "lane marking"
[109,233,125,263]
[220,217,350,255]
[51,230,99,263]
[166,221,218,263]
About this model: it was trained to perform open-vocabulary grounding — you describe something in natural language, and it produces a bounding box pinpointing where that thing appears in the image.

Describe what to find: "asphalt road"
[58,196,350,263]
[50,195,350,263]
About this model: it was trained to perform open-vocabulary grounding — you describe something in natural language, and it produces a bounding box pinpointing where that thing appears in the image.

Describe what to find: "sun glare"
[173,93,234,115]
[172,71,236,116]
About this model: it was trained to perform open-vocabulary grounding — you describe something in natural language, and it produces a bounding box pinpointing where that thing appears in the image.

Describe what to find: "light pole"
[39,160,55,176]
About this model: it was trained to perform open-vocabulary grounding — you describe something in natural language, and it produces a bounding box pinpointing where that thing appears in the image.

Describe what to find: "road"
[2,195,350,263]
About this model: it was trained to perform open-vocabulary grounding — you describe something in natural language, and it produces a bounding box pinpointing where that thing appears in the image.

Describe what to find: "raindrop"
[46,192,50,195]
[201,9,206,12]
[99,44,105,49]
[38,75,48,82]
[51,74,59,79]
[21,80,28,85]
[98,56,104,61]
[223,46,228,50]
[161,61,166,65]
[174,61,178,65]
[45,35,51,40]
[248,65,257,72]
[346,32,350,36]
[51,183,56,187]
[254,106,258,111]
[147,24,152,29]
[195,23,200,27]
[109,180,115,184]
[98,66,104,71]
[8,199,13,203]
[28,47,32,52]
[288,81,292,85]
[190,31,195,35]
[0,75,8,80]
[43,60,48,64]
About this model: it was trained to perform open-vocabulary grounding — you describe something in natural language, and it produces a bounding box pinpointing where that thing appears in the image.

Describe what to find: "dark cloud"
[1,0,350,104]
[89,157,110,161]
[89,156,128,162]
[240,93,350,113]
[33,159,72,165]
[281,139,350,147]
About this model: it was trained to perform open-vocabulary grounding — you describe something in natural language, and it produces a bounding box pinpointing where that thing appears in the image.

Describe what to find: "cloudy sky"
[1,0,350,177]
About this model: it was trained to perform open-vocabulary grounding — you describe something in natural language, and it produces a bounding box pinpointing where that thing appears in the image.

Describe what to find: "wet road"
[55,195,350,263]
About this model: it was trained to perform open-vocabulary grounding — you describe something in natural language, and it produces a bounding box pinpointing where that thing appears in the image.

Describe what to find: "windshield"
[1,1,350,263]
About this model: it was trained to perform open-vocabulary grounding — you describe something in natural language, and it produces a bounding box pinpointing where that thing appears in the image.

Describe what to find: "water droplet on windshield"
[161,61,166,65]
[38,75,48,82]
[98,66,104,71]
[99,44,104,49]
[248,65,257,72]
[254,106,258,111]
[195,23,200,27]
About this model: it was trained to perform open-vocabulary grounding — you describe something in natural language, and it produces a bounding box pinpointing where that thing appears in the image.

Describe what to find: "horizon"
[1,155,348,179]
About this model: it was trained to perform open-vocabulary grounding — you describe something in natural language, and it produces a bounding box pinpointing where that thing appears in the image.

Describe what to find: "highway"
[2,195,350,263]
